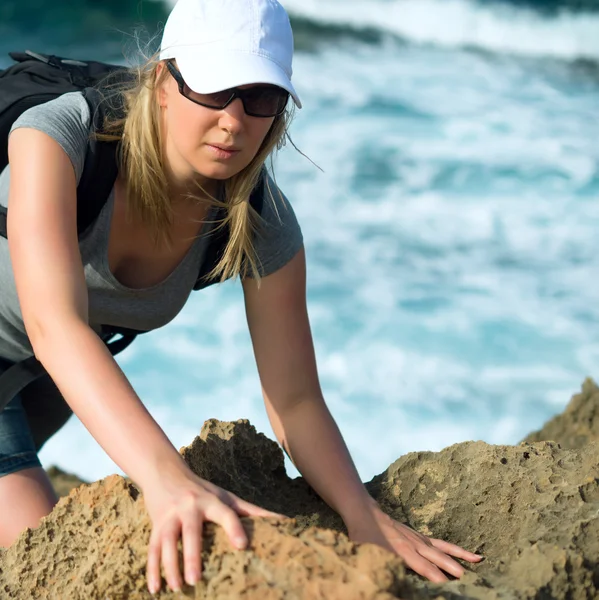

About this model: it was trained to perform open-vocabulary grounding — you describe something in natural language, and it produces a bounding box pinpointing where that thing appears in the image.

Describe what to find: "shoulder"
[250,172,304,278]
[9,91,92,183]
[255,173,299,228]
[10,91,91,133]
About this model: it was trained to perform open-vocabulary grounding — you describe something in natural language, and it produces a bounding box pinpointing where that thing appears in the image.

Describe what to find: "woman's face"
[157,62,276,196]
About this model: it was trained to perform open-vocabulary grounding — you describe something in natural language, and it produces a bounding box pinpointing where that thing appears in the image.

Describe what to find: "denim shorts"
[0,356,73,478]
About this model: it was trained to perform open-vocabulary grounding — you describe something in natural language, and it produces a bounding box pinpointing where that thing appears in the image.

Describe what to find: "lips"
[209,143,240,152]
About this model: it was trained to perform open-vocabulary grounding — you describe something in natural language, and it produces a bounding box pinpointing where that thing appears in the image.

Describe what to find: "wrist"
[137,450,192,495]
[339,492,379,525]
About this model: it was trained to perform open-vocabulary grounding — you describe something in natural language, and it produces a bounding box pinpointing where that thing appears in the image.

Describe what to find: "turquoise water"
[3,0,599,481]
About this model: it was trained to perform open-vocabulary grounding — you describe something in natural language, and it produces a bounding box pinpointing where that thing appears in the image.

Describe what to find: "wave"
[283,0,599,61]
[488,0,599,13]
[4,0,597,62]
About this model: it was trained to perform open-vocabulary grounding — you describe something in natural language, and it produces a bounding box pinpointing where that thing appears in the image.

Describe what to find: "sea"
[2,0,598,483]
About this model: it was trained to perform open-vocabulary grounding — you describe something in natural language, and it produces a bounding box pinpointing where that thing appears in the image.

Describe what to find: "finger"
[161,522,183,592]
[227,495,286,519]
[395,546,450,584]
[416,543,467,579]
[146,531,163,594]
[429,538,484,562]
[204,501,248,550]
[182,512,203,587]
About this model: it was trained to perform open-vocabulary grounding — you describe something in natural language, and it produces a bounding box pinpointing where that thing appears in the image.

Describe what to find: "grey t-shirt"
[0,91,303,362]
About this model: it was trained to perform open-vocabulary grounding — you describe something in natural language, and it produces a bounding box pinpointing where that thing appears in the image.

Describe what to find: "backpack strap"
[0,327,136,415]
[76,87,121,235]
[0,86,120,239]
[193,171,266,290]
[0,356,47,415]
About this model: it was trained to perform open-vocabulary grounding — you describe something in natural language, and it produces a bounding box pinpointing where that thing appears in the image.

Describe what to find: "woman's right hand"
[143,468,285,594]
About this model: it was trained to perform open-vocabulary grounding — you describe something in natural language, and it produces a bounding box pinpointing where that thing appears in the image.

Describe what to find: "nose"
[219,97,246,134]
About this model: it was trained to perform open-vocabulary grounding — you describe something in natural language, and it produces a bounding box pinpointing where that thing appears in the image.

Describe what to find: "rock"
[0,420,412,599]
[1,383,599,599]
[179,418,345,533]
[45,465,88,498]
[0,475,151,599]
[521,378,599,449]
[368,439,599,599]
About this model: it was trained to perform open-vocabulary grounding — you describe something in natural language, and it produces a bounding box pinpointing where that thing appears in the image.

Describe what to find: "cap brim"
[173,49,302,109]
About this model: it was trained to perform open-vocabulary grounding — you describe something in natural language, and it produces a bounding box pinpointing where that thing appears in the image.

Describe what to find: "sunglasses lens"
[243,87,289,117]
[182,80,288,117]
[184,85,233,109]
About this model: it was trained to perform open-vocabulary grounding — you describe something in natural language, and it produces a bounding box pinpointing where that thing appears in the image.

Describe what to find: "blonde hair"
[95,50,295,286]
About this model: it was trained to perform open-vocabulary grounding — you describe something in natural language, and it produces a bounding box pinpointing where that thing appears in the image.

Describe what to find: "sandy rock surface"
[1,381,598,599]
[522,378,599,449]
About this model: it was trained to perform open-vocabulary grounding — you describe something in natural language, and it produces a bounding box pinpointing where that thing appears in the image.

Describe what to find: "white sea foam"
[39,328,580,482]
[40,25,599,487]
[283,0,599,61]
[162,0,599,60]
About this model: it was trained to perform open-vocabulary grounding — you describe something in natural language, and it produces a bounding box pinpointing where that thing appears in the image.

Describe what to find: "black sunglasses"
[166,61,289,118]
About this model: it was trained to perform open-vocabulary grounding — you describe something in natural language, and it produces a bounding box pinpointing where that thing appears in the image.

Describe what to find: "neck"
[166,169,221,207]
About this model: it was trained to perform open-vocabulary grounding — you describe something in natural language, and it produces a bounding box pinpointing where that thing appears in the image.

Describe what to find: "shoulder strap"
[76,87,121,236]
[0,86,120,239]
[193,173,266,290]
[0,324,135,416]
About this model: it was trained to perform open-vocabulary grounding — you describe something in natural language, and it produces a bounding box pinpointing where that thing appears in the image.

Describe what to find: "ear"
[155,61,169,108]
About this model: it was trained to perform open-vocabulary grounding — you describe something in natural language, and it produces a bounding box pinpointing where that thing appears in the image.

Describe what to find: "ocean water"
[3,0,599,483]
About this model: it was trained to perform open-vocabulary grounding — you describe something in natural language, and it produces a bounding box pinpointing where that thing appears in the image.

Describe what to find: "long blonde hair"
[95,50,295,285]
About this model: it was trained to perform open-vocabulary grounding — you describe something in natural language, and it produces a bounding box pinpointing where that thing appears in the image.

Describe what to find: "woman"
[0,0,483,594]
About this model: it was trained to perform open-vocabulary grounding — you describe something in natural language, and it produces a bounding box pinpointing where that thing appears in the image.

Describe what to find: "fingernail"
[235,536,247,549]
[186,572,199,586]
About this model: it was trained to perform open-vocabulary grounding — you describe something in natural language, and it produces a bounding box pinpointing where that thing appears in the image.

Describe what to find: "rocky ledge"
[1,379,599,599]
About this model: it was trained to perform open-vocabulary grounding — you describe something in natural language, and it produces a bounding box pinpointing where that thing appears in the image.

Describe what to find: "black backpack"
[0,50,265,410]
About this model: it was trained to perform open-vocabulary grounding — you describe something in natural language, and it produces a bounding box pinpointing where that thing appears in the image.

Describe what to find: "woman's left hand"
[345,501,483,583]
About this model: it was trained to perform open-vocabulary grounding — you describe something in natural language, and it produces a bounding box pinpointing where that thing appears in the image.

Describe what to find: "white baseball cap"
[159,0,302,109]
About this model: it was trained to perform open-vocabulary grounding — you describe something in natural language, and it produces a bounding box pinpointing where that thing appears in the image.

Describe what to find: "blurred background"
[2,0,598,482]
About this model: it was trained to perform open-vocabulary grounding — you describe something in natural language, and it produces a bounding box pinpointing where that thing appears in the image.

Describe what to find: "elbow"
[24,312,90,362]
[17,286,90,358]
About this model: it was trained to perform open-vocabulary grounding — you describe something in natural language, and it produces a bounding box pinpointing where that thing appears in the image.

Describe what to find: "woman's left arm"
[242,245,372,521]
[242,246,484,583]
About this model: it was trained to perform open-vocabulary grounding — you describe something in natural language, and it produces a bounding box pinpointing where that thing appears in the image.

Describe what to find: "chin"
[195,158,249,180]
[191,163,235,180]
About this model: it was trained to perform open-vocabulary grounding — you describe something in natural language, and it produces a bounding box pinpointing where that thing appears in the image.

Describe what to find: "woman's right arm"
[7,128,281,593]
[7,127,189,499]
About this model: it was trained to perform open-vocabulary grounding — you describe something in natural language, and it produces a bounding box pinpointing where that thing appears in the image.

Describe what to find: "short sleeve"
[9,91,91,185]
[248,174,303,278]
